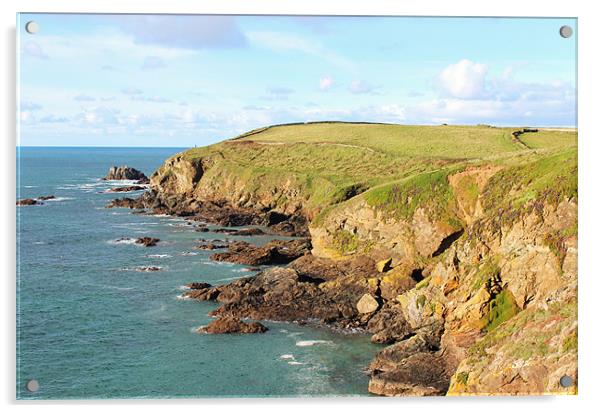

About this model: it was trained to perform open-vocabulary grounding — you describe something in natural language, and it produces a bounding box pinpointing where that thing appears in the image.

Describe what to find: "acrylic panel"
[16,14,578,398]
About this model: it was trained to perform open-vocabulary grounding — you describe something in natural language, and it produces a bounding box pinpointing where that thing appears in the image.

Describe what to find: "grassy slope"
[179,122,577,214]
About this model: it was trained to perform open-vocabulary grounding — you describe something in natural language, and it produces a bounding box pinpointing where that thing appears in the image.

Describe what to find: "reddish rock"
[135,237,160,247]
[199,316,268,334]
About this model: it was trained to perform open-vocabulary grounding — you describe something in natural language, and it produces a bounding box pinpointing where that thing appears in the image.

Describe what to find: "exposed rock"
[199,316,268,334]
[196,242,229,250]
[356,294,380,314]
[213,227,266,236]
[38,195,56,201]
[135,237,160,247]
[107,185,146,193]
[210,239,311,266]
[16,198,40,206]
[103,166,148,181]
[187,282,212,290]
[106,197,141,209]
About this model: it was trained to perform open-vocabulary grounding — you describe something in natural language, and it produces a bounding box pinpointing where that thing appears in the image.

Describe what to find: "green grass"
[483,289,520,332]
[171,122,576,221]
[364,168,461,225]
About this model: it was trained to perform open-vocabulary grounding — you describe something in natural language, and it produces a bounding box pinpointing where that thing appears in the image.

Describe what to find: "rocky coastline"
[102,124,578,396]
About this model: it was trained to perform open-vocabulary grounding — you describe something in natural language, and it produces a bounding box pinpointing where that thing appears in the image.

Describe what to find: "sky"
[17,14,577,147]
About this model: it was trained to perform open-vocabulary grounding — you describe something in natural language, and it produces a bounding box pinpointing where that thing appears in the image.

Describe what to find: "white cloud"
[319,76,335,91]
[349,80,378,95]
[263,86,294,101]
[74,94,96,102]
[438,59,488,99]
[22,41,49,60]
[112,15,247,50]
[20,101,42,111]
[121,87,143,95]
[131,95,172,103]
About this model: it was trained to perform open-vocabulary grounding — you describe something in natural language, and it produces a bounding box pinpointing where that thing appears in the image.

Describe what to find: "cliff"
[144,122,578,396]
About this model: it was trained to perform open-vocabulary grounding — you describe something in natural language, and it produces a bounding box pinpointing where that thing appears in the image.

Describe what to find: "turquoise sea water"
[16,147,380,399]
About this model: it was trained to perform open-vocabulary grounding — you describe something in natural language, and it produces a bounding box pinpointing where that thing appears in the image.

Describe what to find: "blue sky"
[18,14,577,147]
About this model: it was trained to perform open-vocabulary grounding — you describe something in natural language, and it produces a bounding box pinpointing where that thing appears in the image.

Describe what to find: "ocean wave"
[288,361,303,365]
[190,326,205,333]
[44,196,74,202]
[107,237,137,245]
[120,266,164,272]
[295,340,335,347]
[23,185,37,188]
[279,354,295,360]
[146,254,172,259]
[180,251,198,256]
[178,285,191,291]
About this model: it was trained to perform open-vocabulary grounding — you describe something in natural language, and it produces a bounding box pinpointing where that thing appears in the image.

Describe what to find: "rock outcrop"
[209,239,311,266]
[199,316,268,334]
[103,166,149,183]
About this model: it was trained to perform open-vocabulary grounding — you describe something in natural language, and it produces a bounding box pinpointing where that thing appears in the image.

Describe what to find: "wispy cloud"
[121,87,143,96]
[141,56,166,71]
[319,76,335,91]
[263,86,294,101]
[22,41,49,59]
[247,31,355,72]
[74,94,96,102]
[112,15,247,50]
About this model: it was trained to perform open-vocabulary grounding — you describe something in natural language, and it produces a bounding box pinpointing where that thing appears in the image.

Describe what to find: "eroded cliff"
[130,122,578,396]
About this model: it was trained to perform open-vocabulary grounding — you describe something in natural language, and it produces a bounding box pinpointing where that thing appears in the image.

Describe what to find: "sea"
[16,147,380,399]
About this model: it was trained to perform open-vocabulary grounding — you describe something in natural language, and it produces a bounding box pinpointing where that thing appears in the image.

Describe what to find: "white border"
[2,1,601,412]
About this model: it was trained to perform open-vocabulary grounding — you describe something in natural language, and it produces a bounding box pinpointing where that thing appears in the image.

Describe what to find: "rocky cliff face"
[139,129,577,396]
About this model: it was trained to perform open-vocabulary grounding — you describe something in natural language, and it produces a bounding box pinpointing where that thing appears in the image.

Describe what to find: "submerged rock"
[136,237,160,247]
[199,316,268,334]
[16,198,40,206]
[107,185,146,193]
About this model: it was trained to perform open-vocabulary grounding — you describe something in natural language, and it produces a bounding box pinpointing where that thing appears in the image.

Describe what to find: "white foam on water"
[178,285,191,291]
[279,329,289,333]
[279,354,295,360]
[107,237,137,245]
[33,241,45,245]
[287,361,303,365]
[24,185,37,188]
[175,294,191,301]
[287,332,303,338]
[295,340,334,347]
[190,326,205,333]
[180,251,198,256]
[43,197,74,202]
[146,254,172,259]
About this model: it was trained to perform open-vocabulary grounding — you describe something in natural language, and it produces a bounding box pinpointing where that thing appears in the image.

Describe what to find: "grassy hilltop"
[176,122,577,217]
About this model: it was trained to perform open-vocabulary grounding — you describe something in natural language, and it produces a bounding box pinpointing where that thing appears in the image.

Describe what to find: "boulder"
[356,293,380,314]
[199,316,268,334]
